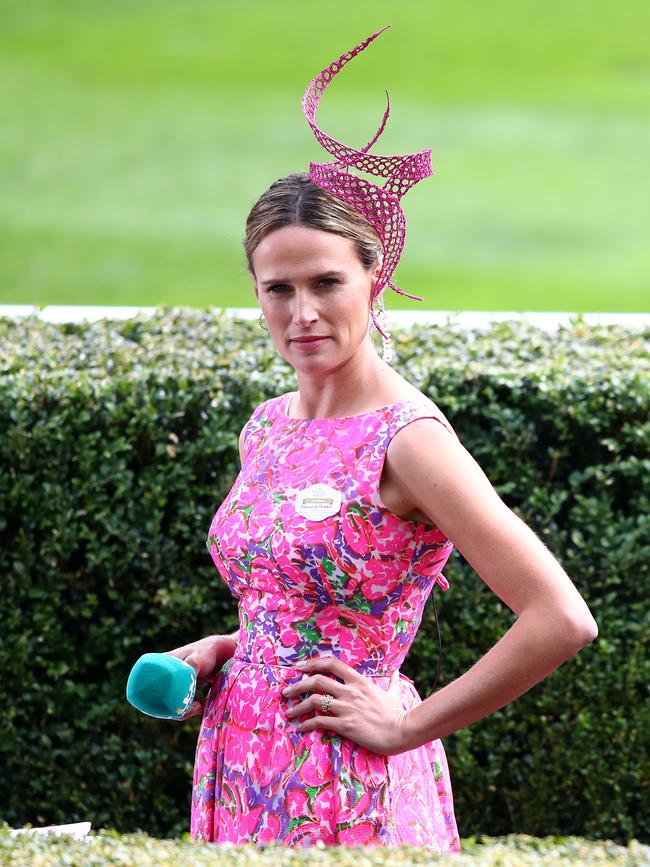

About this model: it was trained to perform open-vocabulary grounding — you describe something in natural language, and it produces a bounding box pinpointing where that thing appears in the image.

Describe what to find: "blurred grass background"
[0,0,648,312]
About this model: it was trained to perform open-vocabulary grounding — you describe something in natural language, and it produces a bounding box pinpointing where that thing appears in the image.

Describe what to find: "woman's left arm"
[387,418,599,753]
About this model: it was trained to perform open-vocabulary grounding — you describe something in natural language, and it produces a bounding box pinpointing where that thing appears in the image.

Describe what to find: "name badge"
[294,483,342,521]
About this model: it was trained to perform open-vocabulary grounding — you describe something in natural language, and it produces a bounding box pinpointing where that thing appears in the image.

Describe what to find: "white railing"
[0,305,647,330]
[9,821,91,839]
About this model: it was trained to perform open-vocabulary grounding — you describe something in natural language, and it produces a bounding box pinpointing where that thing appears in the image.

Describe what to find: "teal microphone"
[126,653,197,720]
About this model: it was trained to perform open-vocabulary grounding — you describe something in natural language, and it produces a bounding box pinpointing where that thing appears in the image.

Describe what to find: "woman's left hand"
[281,655,411,756]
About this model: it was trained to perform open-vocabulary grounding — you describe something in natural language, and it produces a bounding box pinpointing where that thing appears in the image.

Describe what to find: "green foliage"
[1,827,649,867]
[0,309,648,845]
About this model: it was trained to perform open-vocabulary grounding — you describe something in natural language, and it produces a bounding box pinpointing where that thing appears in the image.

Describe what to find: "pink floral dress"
[191,391,461,854]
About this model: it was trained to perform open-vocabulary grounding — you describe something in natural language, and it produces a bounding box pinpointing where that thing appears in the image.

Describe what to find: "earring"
[372,296,394,363]
[258,313,268,331]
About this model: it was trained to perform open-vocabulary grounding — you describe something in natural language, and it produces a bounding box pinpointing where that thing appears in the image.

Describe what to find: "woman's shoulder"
[239,394,286,449]
[391,387,457,438]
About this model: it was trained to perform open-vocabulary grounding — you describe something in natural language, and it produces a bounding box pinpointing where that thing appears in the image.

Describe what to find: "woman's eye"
[267,280,337,293]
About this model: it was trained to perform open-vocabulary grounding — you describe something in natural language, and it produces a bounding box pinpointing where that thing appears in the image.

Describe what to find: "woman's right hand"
[165,634,237,719]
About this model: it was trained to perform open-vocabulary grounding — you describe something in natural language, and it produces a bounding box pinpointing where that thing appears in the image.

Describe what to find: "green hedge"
[1,827,649,867]
[0,309,648,844]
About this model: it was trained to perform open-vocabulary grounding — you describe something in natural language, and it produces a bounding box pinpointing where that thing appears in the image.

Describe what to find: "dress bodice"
[206,392,459,676]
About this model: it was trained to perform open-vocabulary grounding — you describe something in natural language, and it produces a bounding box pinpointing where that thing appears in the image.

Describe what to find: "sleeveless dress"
[191,391,462,854]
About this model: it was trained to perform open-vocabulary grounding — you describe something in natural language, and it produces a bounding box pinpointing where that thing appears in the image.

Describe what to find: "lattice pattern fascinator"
[302,25,432,362]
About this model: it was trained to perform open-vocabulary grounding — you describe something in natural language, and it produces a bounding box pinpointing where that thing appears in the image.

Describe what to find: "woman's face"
[252,224,381,370]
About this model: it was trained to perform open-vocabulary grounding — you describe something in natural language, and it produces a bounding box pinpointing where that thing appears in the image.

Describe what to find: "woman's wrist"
[212,631,238,658]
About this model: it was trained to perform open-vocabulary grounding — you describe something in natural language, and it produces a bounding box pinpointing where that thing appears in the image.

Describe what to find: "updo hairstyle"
[243,172,382,274]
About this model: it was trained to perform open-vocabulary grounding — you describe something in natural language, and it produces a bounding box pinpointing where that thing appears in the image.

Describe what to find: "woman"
[168,30,598,854]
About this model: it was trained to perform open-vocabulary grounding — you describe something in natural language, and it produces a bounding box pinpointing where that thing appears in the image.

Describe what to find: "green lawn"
[1,0,648,311]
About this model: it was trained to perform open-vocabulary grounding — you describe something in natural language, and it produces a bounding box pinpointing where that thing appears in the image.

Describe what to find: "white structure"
[9,821,91,839]
[1,305,647,330]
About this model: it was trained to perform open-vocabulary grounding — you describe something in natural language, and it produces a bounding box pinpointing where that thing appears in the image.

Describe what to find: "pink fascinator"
[302,26,432,362]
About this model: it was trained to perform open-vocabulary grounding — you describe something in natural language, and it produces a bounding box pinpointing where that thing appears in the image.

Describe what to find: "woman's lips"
[291,337,330,349]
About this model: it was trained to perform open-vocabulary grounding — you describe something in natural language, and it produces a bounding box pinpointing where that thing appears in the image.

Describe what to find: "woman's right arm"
[207,629,240,655]
[165,632,239,719]
[166,631,238,687]
[224,629,240,651]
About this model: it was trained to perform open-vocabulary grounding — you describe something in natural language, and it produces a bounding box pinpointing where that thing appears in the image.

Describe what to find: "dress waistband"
[231,654,399,678]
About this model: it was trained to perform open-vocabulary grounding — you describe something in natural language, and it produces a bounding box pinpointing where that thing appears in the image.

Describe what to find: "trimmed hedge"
[0,309,648,844]
[1,827,649,867]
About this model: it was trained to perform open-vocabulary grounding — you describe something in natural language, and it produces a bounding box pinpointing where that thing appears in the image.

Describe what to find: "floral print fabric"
[191,392,461,853]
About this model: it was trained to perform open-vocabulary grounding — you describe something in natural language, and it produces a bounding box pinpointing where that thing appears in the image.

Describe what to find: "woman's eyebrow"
[260,270,345,286]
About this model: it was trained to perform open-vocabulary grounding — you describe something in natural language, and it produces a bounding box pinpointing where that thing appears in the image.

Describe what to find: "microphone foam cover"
[126,653,197,720]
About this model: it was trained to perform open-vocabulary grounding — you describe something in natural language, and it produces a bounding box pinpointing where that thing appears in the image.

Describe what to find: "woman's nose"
[291,294,319,325]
